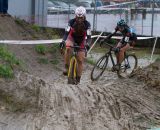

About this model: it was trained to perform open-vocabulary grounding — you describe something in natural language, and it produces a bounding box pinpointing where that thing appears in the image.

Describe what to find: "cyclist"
[100,19,137,70]
[59,6,91,84]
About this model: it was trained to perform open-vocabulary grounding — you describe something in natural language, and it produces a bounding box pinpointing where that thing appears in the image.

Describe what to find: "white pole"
[87,31,103,55]
[150,36,158,63]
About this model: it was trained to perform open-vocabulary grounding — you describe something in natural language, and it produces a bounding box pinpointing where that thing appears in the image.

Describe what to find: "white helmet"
[75,6,86,17]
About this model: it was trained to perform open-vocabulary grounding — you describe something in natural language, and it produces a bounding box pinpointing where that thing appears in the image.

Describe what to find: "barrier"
[0,34,158,62]
[0,35,155,45]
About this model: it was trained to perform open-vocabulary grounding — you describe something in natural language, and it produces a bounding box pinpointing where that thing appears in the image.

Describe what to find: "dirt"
[0,16,160,130]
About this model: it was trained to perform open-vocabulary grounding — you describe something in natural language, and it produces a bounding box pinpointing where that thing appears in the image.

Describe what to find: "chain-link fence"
[47,0,160,36]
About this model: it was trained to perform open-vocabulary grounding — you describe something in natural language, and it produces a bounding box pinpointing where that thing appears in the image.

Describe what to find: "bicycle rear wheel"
[91,55,108,81]
[118,54,137,77]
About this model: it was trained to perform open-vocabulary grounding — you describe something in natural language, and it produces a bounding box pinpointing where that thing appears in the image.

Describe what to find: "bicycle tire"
[118,54,137,77]
[68,57,78,84]
[91,55,108,81]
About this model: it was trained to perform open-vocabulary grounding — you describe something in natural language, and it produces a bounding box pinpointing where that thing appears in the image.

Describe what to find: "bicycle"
[90,42,138,81]
[67,45,86,85]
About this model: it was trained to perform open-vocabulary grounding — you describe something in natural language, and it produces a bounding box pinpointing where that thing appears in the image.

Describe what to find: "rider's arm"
[62,19,75,42]
[103,26,118,40]
[86,21,92,46]
[62,24,71,42]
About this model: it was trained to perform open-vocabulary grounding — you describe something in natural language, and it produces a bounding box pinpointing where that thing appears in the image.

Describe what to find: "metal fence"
[47,0,160,36]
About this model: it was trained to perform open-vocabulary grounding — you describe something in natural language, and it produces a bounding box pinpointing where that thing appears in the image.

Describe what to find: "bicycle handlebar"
[104,42,114,49]
[66,45,86,50]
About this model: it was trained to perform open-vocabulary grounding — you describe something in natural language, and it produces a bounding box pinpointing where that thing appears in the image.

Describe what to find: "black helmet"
[117,19,126,27]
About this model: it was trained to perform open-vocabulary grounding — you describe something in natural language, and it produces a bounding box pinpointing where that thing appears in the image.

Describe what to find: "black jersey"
[62,18,91,45]
[117,26,137,45]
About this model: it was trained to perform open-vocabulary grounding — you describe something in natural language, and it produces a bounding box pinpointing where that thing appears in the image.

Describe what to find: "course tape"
[91,35,155,40]
[0,39,62,44]
[0,36,155,44]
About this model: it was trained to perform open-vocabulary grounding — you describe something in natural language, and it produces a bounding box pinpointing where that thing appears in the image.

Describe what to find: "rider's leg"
[118,43,130,64]
[115,42,122,69]
[113,42,130,71]
[76,51,85,83]
[63,40,73,75]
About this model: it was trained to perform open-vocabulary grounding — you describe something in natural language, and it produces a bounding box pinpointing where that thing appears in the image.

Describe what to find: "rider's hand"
[59,41,65,49]
[59,41,65,55]
[112,47,120,53]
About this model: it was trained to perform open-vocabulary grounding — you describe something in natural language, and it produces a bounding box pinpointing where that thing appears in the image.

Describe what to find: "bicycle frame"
[107,49,117,68]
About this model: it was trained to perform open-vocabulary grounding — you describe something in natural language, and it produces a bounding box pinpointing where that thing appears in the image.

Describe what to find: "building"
[8,0,47,26]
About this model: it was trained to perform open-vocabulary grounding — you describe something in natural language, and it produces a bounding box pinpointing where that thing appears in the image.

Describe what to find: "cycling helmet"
[75,6,86,17]
[117,19,126,27]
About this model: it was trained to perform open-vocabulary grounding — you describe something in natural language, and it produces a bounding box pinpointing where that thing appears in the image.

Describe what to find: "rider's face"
[118,26,124,32]
[76,16,85,23]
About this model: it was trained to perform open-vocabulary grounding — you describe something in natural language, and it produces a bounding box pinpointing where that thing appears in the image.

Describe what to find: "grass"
[0,46,21,66]
[0,65,14,78]
[31,24,41,32]
[35,44,61,66]
[49,44,59,54]
[14,18,24,26]
[0,46,21,78]
[35,45,47,55]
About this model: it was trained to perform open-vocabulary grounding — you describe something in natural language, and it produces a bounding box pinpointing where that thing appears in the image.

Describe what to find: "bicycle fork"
[68,57,77,78]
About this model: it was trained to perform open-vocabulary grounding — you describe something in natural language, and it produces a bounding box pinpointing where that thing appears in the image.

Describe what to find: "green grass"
[14,18,24,26]
[31,24,41,32]
[35,45,47,55]
[0,46,21,66]
[0,46,21,78]
[0,64,14,78]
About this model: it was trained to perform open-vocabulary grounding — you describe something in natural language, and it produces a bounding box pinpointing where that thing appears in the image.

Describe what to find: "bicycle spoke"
[91,55,108,81]
[118,54,137,77]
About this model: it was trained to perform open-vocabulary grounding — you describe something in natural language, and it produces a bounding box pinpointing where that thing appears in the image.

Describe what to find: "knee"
[77,57,84,65]
[65,48,71,54]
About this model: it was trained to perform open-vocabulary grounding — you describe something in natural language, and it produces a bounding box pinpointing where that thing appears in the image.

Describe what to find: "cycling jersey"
[62,18,91,46]
[116,26,137,46]
[67,27,86,49]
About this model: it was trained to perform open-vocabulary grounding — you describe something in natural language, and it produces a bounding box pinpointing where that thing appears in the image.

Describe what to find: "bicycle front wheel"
[68,57,78,84]
[118,54,138,77]
[91,55,108,81]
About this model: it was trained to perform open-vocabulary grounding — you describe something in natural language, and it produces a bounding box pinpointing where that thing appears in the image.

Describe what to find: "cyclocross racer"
[60,6,91,84]
[101,19,137,70]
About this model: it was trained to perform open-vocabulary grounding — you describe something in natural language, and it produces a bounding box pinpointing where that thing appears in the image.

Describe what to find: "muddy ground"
[0,16,160,130]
